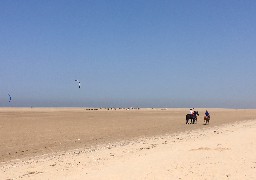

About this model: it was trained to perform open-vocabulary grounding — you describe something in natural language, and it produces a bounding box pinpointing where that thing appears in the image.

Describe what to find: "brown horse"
[204,116,210,125]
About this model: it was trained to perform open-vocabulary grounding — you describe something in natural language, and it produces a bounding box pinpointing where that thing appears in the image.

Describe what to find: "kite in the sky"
[75,80,81,88]
[8,94,11,102]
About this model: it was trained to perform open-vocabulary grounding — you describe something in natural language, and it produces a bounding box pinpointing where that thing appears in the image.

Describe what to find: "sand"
[1,108,256,179]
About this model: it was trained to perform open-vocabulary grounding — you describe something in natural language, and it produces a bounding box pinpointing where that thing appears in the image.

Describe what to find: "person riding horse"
[204,110,210,124]
[186,109,199,124]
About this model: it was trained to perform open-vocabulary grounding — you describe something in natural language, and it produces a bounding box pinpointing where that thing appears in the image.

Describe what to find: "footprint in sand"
[190,147,230,151]
[190,147,211,151]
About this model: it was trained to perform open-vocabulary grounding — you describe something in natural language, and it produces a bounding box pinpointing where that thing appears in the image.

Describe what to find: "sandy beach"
[1,108,256,179]
[2,0,256,179]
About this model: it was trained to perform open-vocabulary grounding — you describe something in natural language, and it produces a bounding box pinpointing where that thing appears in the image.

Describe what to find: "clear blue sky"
[1,0,256,108]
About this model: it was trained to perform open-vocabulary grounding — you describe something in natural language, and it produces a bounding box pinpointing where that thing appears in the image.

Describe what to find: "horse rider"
[190,108,194,115]
[205,110,210,118]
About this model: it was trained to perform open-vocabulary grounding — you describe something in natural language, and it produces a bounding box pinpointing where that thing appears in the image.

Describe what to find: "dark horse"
[186,111,199,124]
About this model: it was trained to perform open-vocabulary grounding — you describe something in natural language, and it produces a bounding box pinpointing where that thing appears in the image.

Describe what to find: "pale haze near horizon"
[1,1,256,108]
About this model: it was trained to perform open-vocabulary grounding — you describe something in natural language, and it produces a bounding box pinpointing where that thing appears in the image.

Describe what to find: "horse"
[186,111,199,124]
[204,115,210,125]
[193,111,199,123]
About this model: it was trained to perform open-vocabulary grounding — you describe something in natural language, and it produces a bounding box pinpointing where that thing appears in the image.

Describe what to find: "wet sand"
[1,108,256,163]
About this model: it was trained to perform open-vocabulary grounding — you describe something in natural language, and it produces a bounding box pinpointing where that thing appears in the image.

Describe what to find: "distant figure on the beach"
[190,108,193,115]
[204,110,210,124]
[186,108,199,124]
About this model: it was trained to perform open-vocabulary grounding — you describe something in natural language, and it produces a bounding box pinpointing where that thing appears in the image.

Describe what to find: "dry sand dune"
[1,108,256,179]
